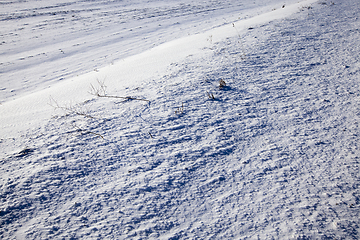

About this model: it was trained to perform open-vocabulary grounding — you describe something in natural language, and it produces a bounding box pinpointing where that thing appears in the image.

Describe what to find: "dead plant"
[175,102,184,114]
[49,96,95,119]
[70,123,104,139]
[219,79,226,88]
[89,79,149,102]
[207,91,215,100]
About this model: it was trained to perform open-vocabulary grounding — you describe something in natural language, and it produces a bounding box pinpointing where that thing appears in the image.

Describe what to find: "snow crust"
[1,0,360,239]
[0,0,303,102]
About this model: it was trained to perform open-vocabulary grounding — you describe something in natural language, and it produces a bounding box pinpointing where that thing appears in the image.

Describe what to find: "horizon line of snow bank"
[0,0,318,139]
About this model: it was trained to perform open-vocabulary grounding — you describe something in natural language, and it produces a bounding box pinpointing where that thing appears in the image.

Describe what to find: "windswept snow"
[1,0,304,102]
[1,0,360,239]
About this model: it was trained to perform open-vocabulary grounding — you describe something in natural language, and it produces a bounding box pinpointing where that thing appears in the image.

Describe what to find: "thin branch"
[207,91,215,100]
[89,79,150,102]
[149,132,154,138]
[98,95,150,102]
[49,96,96,119]
[71,123,104,139]
[232,22,247,60]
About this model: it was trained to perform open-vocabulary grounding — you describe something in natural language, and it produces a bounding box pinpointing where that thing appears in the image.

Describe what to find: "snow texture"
[0,0,302,102]
[1,0,360,239]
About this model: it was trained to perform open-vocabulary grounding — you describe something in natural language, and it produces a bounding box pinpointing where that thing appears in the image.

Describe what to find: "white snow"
[0,0,304,102]
[1,0,360,239]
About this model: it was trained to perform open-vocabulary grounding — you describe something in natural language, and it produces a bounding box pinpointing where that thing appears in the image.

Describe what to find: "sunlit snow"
[1,0,359,239]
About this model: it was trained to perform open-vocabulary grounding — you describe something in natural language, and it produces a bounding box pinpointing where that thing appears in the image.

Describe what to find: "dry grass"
[219,79,226,88]
[175,102,184,114]
[207,91,215,100]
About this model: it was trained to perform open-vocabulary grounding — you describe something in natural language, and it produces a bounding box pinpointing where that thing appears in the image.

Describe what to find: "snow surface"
[1,0,360,239]
[0,0,303,102]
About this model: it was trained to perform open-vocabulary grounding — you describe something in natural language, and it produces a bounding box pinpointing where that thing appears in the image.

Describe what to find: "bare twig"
[98,95,150,102]
[70,123,104,139]
[149,132,154,138]
[89,79,150,102]
[89,79,107,97]
[207,92,215,100]
[49,96,95,119]
[232,23,247,60]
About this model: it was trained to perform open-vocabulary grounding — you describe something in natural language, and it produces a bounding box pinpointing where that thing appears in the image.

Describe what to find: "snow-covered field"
[1,0,360,239]
[0,0,303,102]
